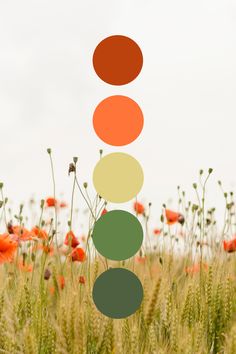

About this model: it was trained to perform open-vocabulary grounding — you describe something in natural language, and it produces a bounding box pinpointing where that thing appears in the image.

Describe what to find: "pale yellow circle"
[93,152,144,203]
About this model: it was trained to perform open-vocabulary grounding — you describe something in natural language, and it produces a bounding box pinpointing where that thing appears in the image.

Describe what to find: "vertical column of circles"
[91,35,144,319]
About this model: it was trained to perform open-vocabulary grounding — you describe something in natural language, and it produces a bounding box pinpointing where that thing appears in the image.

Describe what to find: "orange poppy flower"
[0,233,17,264]
[46,197,57,207]
[223,238,236,253]
[134,202,145,215]
[58,275,65,289]
[18,261,33,272]
[31,227,48,240]
[153,228,161,235]
[34,243,54,256]
[70,247,86,262]
[79,276,85,284]
[64,231,79,248]
[165,209,185,225]
[135,256,146,264]
[12,226,32,241]
[185,263,208,275]
[49,286,55,295]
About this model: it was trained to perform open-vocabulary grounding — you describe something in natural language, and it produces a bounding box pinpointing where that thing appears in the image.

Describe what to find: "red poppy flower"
[101,208,108,215]
[46,197,57,207]
[64,231,79,248]
[185,263,208,275]
[18,261,33,272]
[165,209,185,225]
[0,234,17,264]
[153,228,161,235]
[134,202,145,215]
[79,276,85,284]
[70,247,86,262]
[135,256,146,264]
[223,238,236,253]
[31,227,48,240]
[34,244,54,256]
[12,226,32,241]
[49,286,55,295]
[58,275,65,289]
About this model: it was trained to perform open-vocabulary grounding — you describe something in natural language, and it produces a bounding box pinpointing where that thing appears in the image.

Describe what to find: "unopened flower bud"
[68,163,76,175]
[44,268,51,280]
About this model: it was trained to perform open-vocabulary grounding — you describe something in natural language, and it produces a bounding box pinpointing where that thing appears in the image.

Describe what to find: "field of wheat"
[0,151,236,354]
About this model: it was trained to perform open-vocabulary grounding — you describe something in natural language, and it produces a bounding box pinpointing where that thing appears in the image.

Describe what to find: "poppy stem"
[47,149,62,272]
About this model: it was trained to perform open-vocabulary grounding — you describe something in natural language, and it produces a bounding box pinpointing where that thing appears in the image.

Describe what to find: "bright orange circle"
[93,95,144,146]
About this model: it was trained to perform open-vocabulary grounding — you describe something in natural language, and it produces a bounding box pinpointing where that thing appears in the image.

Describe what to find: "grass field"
[0,151,236,353]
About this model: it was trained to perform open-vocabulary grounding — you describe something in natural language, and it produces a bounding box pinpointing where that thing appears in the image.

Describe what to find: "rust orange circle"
[93,35,143,85]
[93,95,144,146]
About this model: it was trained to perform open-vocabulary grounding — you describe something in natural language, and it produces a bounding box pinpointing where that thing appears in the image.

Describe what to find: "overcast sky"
[0,0,236,223]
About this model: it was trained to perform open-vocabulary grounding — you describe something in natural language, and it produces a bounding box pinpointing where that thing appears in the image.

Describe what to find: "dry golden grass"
[0,253,236,353]
[0,153,236,353]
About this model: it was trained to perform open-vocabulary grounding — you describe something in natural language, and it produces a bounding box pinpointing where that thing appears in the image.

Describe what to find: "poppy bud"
[47,148,51,154]
[68,163,76,175]
[192,204,198,212]
[44,268,51,280]
[73,157,78,164]
[178,214,185,225]
[7,222,14,234]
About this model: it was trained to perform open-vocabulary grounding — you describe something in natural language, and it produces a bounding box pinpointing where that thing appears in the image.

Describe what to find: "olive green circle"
[92,210,143,261]
[93,152,144,203]
[92,268,143,318]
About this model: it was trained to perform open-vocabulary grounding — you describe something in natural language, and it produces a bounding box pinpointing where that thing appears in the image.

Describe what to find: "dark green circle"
[92,210,143,261]
[92,268,143,318]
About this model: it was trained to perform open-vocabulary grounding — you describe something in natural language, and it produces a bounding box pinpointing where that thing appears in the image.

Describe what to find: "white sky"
[0,0,236,224]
